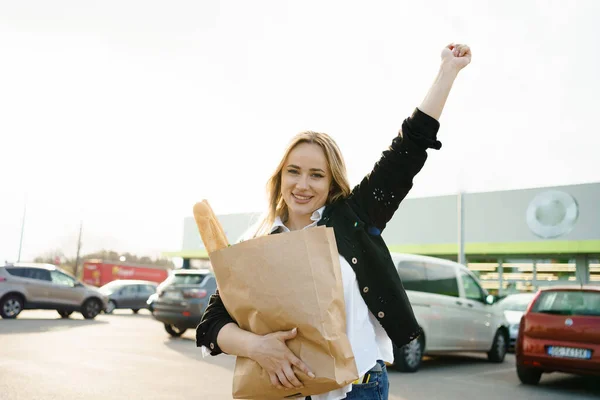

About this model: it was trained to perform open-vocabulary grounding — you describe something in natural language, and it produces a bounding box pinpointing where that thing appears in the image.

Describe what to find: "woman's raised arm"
[418,43,472,121]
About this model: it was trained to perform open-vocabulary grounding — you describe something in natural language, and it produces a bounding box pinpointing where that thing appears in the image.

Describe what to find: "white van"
[391,253,509,372]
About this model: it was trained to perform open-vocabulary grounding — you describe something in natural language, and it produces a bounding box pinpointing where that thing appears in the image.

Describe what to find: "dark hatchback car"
[516,285,600,384]
[98,280,158,314]
[151,269,217,337]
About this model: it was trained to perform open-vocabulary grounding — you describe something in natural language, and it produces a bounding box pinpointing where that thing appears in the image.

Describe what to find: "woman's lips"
[292,193,313,204]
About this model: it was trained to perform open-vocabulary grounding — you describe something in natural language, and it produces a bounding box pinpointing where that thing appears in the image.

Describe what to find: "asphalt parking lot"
[1,310,598,400]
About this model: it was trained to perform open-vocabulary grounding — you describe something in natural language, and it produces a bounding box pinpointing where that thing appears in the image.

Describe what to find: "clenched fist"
[441,43,472,71]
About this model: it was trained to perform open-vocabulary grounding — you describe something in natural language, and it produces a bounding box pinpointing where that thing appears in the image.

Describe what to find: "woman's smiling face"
[280,142,332,228]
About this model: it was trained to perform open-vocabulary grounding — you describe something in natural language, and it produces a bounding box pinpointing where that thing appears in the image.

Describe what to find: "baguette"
[193,200,230,253]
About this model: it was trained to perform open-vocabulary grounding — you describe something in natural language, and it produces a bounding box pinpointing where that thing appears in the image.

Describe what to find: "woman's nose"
[296,174,309,189]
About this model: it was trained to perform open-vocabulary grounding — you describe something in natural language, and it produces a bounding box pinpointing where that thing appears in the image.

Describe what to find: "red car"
[516,285,600,384]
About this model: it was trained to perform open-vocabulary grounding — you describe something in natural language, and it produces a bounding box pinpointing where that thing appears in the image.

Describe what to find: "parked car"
[392,253,510,372]
[98,280,158,314]
[515,285,600,385]
[146,292,158,312]
[493,292,536,350]
[0,263,108,319]
[151,269,217,337]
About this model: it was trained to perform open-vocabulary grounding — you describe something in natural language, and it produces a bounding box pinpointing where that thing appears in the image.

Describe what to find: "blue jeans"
[306,360,389,400]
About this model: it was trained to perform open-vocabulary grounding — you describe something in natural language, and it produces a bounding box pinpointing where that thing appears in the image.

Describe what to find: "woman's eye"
[311,174,324,178]
[287,169,299,175]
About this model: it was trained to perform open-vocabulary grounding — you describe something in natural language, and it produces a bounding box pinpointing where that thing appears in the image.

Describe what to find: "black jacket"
[196,108,441,354]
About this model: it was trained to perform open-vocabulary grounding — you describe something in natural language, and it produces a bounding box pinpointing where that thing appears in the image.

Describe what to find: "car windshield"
[532,290,600,316]
[497,294,535,312]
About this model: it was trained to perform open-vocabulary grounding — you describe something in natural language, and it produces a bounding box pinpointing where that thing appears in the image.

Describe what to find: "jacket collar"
[270,206,326,234]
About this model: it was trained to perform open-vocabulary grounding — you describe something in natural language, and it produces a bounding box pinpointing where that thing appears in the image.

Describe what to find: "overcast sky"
[1,0,599,263]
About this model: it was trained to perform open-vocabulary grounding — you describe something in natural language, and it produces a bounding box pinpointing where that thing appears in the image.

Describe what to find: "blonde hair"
[251,131,351,238]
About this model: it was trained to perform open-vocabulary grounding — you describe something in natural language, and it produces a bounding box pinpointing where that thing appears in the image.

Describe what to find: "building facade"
[165,182,600,296]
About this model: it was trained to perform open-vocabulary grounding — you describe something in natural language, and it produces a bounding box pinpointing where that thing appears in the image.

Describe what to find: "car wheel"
[394,335,424,373]
[131,309,139,314]
[81,299,102,319]
[517,365,542,385]
[164,324,187,337]
[105,300,116,314]
[0,294,24,319]
[488,329,508,363]
[57,310,73,318]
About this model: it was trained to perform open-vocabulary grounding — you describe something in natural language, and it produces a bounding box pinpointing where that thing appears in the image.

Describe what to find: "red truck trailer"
[82,260,170,287]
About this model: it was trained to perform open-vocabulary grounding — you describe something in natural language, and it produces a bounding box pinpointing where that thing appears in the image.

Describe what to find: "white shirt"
[271,207,393,400]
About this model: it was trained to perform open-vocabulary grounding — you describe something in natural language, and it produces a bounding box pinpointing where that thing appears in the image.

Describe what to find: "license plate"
[163,291,182,300]
[547,346,592,359]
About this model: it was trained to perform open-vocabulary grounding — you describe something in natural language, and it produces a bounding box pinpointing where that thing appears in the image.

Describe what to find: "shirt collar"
[270,206,326,234]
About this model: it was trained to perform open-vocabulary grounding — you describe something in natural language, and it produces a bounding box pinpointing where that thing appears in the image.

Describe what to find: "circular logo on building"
[526,190,578,239]
[565,318,574,327]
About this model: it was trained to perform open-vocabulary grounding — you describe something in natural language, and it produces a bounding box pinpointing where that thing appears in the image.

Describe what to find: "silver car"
[0,263,108,319]
[393,253,510,372]
[493,292,536,350]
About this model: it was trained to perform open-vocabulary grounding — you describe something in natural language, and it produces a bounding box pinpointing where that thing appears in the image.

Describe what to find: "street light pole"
[458,191,466,265]
[17,197,27,262]
[73,220,83,278]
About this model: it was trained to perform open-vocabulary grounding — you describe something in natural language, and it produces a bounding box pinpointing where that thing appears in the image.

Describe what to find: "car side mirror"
[485,295,495,305]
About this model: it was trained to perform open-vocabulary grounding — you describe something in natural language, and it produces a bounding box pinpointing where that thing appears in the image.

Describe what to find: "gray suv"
[0,263,108,319]
[151,269,216,337]
[99,280,158,314]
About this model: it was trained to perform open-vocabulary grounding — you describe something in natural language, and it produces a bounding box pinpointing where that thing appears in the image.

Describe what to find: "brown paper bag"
[208,226,358,399]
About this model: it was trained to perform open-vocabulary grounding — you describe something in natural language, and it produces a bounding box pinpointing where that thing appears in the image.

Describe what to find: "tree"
[33,249,66,265]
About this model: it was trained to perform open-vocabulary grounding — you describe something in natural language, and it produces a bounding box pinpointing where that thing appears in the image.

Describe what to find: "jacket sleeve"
[195,290,236,355]
[347,108,441,232]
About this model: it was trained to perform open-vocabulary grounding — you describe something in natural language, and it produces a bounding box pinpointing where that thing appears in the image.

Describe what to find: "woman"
[197,43,472,400]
